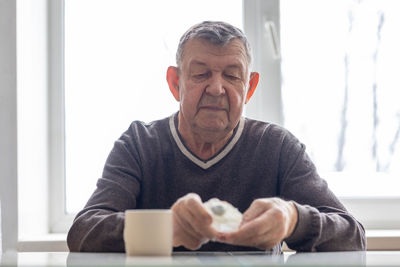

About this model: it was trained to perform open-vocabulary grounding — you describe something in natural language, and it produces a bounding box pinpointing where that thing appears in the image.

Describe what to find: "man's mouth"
[199,106,226,111]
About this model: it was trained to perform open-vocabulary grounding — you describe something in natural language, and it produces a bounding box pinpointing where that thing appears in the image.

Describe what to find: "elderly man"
[67,21,366,253]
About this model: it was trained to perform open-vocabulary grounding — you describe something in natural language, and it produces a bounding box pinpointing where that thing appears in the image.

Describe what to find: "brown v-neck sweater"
[67,113,366,252]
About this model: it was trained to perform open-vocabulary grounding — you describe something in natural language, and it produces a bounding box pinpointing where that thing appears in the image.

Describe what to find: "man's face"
[177,38,250,137]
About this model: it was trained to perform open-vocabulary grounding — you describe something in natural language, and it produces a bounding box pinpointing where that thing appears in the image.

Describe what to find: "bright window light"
[280,0,400,198]
[65,0,243,213]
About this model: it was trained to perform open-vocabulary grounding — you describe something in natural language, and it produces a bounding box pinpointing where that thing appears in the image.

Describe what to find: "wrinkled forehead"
[180,38,250,71]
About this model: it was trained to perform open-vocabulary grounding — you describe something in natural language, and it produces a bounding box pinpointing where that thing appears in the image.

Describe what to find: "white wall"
[0,0,18,252]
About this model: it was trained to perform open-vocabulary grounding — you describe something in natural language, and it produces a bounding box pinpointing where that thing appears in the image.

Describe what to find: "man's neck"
[177,114,233,161]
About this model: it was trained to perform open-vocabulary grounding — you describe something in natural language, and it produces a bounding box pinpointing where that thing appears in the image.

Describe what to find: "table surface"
[1,251,400,266]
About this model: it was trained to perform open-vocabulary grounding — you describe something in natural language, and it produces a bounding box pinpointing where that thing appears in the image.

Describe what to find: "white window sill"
[17,230,400,252]
[18,234,68,252]
[365,230,400,251]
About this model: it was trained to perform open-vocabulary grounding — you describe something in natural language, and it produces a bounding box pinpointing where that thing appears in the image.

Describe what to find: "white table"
[1,251,400,266]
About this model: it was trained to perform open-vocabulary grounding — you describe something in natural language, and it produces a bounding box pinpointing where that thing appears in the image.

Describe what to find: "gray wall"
[0,0,18,252]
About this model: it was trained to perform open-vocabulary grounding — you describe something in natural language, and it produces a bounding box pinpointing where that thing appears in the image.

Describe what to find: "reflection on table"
[1,251,400,266]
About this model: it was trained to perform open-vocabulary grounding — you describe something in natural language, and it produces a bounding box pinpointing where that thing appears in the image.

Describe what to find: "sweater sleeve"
[278,130,366,251]
[67,129,141,252]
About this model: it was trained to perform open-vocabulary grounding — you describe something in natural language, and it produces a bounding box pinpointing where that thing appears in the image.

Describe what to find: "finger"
[223,211,271,243]
[241,220,285,250]
[221,209,287,250]
[226,227,277,250]
[173,194,216,240]
[174,216,206,250]
[174,208,204,240]
[173,208,210,250]
[241,199,272,224]
[185,195,213,225]
[189,215,218,240]
[172,194,204,240]
[183,196,218,239]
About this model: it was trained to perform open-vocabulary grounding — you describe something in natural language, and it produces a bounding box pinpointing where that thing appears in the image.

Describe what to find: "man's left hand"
[217,198,298,250]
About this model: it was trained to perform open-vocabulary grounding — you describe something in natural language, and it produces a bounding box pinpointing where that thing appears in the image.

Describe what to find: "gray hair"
[176,21,252,68]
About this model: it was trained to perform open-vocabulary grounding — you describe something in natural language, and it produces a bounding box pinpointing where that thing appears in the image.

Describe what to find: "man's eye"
[225,74,240,80]
[194,73,209,79]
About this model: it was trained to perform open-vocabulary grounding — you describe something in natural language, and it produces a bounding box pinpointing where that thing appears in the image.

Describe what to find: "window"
[281,0,400,196]
[46,0,400,233]
[62,0,242,219]
[280,0,400,228]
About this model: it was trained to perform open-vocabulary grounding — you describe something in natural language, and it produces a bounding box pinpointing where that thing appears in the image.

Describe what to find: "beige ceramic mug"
[124,209,173,256]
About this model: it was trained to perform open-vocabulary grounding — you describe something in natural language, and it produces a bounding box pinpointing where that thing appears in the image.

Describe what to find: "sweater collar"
[169,113,245,169]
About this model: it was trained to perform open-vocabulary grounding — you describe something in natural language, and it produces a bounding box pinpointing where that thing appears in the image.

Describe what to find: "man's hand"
[217,198,298,250]
[171,193,218,250]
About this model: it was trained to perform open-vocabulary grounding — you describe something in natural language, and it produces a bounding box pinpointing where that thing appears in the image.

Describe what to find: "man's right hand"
[171,193,218,250]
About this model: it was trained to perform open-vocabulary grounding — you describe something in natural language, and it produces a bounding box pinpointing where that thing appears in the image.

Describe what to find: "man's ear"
[166,66,180,102]
[245,72,259,104]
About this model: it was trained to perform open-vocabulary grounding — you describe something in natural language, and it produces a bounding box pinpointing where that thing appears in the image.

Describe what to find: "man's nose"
[205,74,226,96]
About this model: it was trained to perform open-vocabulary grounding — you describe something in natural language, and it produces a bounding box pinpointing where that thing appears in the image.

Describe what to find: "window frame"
[244,0,400,230]
[1,0,18,251]
[49,0,400,233]
[48,0,75,233]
